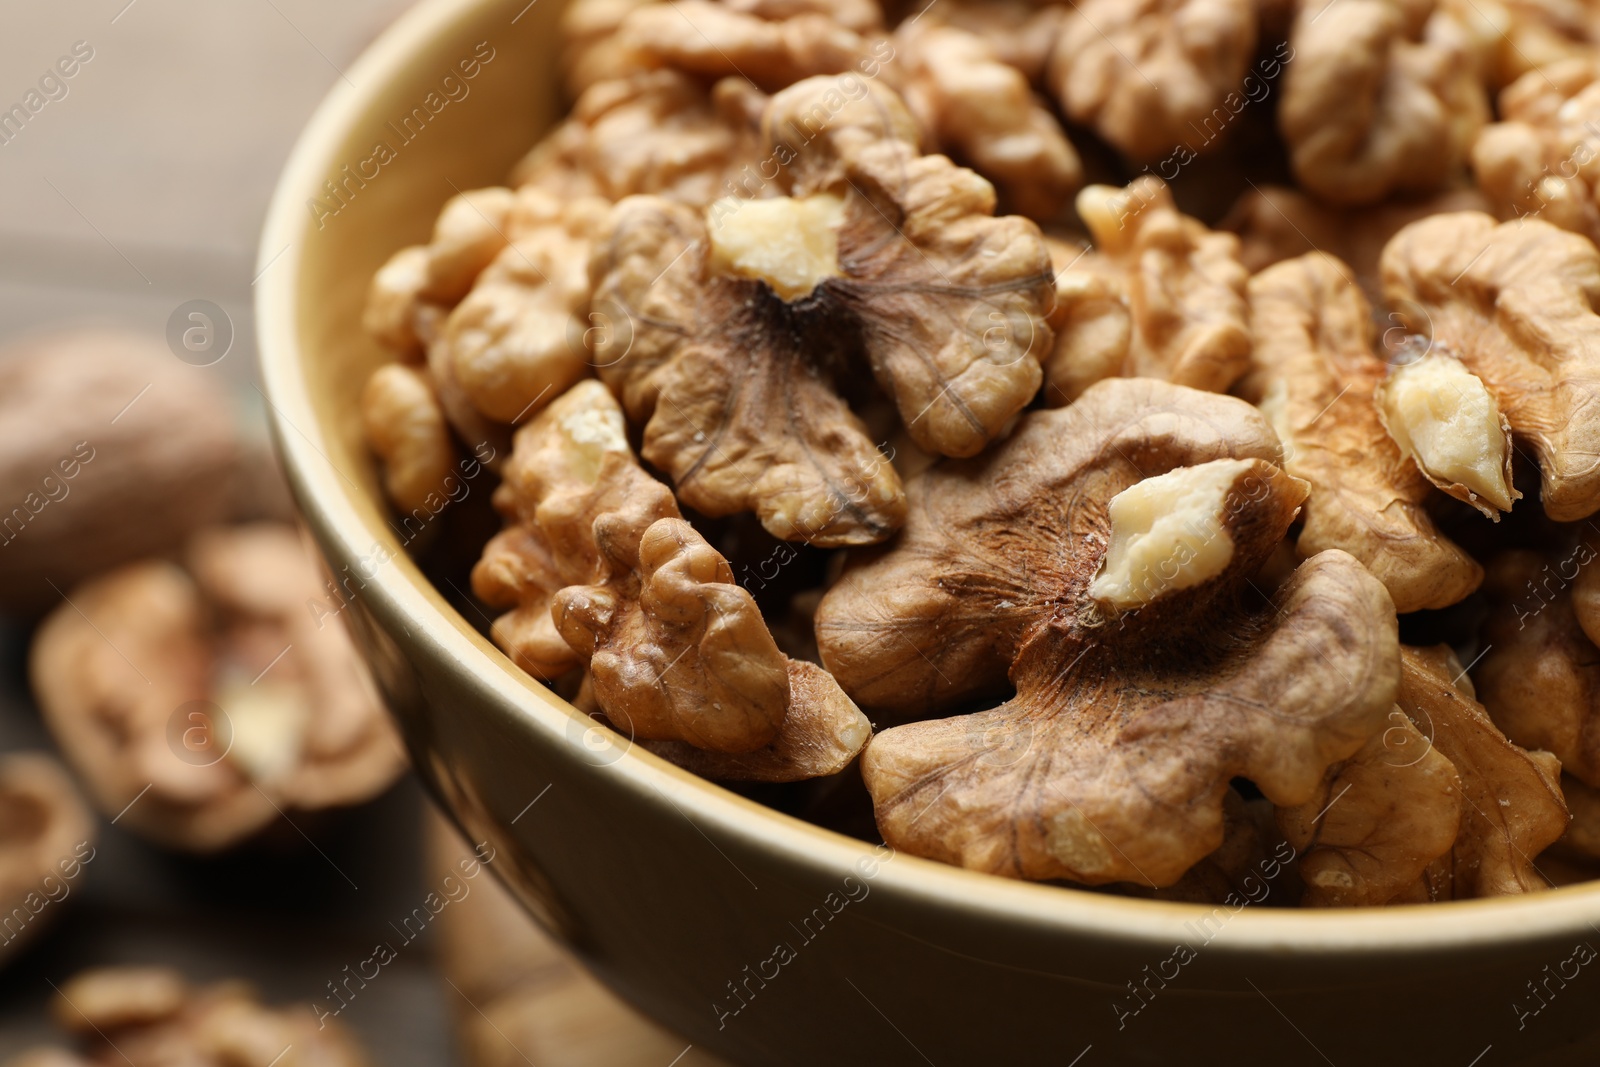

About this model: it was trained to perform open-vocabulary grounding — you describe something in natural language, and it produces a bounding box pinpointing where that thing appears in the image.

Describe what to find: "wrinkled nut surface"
[1477,548,1600,789]
[1282,645,1566,904]
[816,378,1399,885]
[30,525,404,852]
[1241,253,1481,612]
[1049,0,1257,163]
[1040,237,1132,405]
[513,70,757,206]
[1382,211,1600,521]
[0,330,242,617]
[1374,349,1517,517]
[1280,0,1488,204]
[47,966,370,1066]
[1472,57,1600,245]
[615,0,881,91]
[361,364,458,516]
[1054,178,1251,398]
[473,381,869,780]
[588,74,1054,546]
[912,0,1064,84]
[895,22,1082,220]
[0,754,94,961]
[438,191,611,425]
[1221,183,1490,301]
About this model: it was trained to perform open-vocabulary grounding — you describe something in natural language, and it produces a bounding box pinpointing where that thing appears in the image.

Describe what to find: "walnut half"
[816,378,1399,886]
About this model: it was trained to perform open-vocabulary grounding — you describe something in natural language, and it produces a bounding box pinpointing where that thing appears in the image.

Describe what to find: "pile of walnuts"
[360,0,1600,905]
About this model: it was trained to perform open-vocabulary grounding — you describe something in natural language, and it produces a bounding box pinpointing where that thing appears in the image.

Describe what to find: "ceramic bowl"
[257,2,1600,1062]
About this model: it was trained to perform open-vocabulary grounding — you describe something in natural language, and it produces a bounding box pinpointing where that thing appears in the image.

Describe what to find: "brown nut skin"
[48,966,371,1066]
[30,525,405,853]
[1241,252,1481,612]
[1477,547,1600,789]
[360,363,458,516]
[0,754,95,965]
[473,381,870,779]
[1280,0,1488,205]
[1472,57,1600,246]
[588,75,1055,546]
[1047,177,1251,401]
[512,70,757,207]
[0,330,241,617]
[908,0,1064,86]
[816,378,1400,886]
[1048,0,1258,164]
[1220,183,1490,303]
[1040,236,1131,406]
[1279,707,1462,907]
[1381,211,1600,521]
[894,21,1082,221]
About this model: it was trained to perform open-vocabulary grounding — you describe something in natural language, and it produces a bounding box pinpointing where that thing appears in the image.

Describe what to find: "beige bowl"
[257,2,1600,1063]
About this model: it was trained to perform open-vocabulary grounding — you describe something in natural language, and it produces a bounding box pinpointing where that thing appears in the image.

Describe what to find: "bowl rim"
[257,0,1600,963]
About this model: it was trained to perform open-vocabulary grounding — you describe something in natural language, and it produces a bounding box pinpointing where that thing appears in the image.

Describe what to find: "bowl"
[257,2,1600,1063]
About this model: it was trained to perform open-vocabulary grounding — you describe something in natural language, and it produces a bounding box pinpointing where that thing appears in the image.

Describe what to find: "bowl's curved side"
[257,2,1600,1063]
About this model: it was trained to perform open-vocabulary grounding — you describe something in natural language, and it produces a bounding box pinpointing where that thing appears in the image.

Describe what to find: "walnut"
[1047,0,1258,163]
[894,21,1082,220]
[361,364,458,515]
[472,381,869,781]
[1476,547,1600,789]
[560,0,656,98]
[911,0,1065,85]
[30,525,405,852]
[37,966,370,1066]
[512,70,756,207]
[436,191,611,425]
[1240,252,1481,612]
[611,0,882,92]
[363,187,518,358]
[588,75,1055,545]
[1471,57,1600,246]
[1281,645,1566,904]
[1449,0,1600,89]
[0,330,242,617]
[1220,184,1490,302]
[1042,178,1250,403]
[814,378,1400,885]
[1555,772,1600,862]
[0,754,94,962]
[1381,211,1600,521]
[1279,0,1489,205]
[1040,236,1131,406]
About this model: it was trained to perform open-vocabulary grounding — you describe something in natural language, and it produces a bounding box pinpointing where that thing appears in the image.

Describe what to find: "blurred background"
[1,1,453,1060]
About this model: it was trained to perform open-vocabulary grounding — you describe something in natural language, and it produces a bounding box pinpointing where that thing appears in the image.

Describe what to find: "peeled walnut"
[1280,0,1488,205]
[815,378,1400,886]
[1449,0,1600,89]
[0,754,95,963]
[1382,211,1600,521]
[1477,548,1600,789]
[29,966,370,1066]
[1282,646,1566,904]
[513,70,756,207]
[560,0,656,98]
[1043,178,1250,402]
[472,381,869,781]
[361,364,458,515]
[31,525,405,852]
[894,21,1082,220]
[0,330,241,617]
[588,75,1055,546]
[1048,0,1258,163]
[911,0,1064,85]
[1040,236,1131,406]
[1554,773,1600,862]
[436,192,611,426]
[1373,348,1517,518]
[1241,253,1480,612]
[1472,58,1600,246]
[363,187,518,358]
[1221,184,1490,302]
[610,0,881,92]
